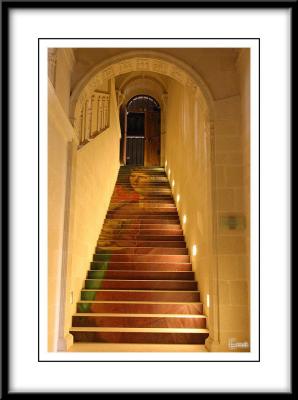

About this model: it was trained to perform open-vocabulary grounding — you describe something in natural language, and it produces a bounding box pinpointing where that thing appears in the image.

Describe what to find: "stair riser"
[90,262,192,271]
[112,191,172,196]
[110,201,176,206]
[85,280,198,290]
[72,316,206,329]
[87,271,195,280]
[110,198,174,203]
[115,182,170,185]
[93,254,190,262]
[102,224,182,230]
[104,219,180,225]
[97,241,186,248]
[77,302,203,314]
[107,212,178,217]
[101,229,182,235]
[105,215,180,220]
[109,204,176,208]
[80,291,200,302]
[99,235,185,242]
[70,331,209,344]
[109,205,176,210]
[96,247,188,255]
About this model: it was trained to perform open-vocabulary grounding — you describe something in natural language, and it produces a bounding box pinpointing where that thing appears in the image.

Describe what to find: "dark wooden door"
[126,112,145,165]
[145,111,160,166]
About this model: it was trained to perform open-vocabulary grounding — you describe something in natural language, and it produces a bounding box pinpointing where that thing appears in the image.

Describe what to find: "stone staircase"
[70,166,209,346]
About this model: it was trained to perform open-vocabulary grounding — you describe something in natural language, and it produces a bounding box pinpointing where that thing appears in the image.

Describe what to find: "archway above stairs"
[69,50,215,136]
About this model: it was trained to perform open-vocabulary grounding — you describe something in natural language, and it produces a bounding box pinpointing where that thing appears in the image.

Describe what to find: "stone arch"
[119,74,168,95]
[69,50,215,128]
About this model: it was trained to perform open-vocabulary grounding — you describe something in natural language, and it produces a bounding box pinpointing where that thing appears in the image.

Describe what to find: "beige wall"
[48,58,121,350]
[165,79,213,329]
[54,49,75,116]
[214,92,249,350]
[48,82,76,351]
[61,78,121,345]
[236,48,251,328]
[165,66,250,351]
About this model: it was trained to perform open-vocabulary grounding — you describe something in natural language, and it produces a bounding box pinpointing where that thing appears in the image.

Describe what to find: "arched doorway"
[120,95,161,166]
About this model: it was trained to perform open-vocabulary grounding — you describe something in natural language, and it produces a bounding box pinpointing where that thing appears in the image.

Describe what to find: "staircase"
[70,166,209,347]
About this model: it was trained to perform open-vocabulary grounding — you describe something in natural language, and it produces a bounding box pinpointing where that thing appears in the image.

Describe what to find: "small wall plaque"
[219,215,246,231]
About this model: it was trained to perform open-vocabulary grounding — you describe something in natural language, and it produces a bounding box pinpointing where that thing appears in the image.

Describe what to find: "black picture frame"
[1,0,294,396]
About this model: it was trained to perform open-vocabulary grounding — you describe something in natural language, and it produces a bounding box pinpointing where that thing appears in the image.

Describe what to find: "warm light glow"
[176,194,180,203]
[183,214,187,225]
[168,169,171,177]
[172,179,175,188]
[192,244,197,256]
[206,294,210,308]
[165,160,167,168]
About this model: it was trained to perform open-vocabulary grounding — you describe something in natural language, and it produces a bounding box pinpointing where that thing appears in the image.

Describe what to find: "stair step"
[101,229,182,235]
[105,215,180,220]
[110,200,175,204]
[97,241,186,248]
[102,223,182,230]
[87,270,195,280]
[90,261,192,271]
[112,190,172,195]
[72,313,206,328]
[69,327,209,344]
[77,301,203,314]
[115,183,170,187]
[95,247,188,255]
[109,203,175,208]
[93,254,190,262]
[84,279,198,290]
[99,235,184,242]
[107,211,178,216]
[104,216,180,226]
[80,290,200,302]
[111,198,174,202]
[104,219,180,225]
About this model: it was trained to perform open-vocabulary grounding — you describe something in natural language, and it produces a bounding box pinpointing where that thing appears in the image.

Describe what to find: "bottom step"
[68,343,208,352]
[70,327,209,344]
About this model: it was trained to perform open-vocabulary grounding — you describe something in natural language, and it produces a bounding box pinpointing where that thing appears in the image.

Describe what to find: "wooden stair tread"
[70,327,209,333]
[73,313,206,318]
[82,288,199,292]
[78,300,202,304]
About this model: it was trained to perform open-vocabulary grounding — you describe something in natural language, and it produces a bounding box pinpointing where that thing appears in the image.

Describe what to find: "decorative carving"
[48,48,57,87]
[118,61,133,74]
[102,67,114,80]
[135,58,151,71]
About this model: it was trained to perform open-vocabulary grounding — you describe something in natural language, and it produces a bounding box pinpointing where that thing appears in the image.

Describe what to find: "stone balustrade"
[75,91,110,148]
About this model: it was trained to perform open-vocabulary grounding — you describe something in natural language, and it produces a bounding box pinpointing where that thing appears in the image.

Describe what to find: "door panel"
[145,111,160,166]
[126,112,145,165]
